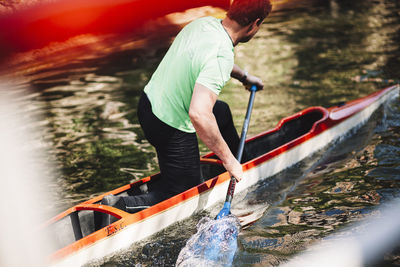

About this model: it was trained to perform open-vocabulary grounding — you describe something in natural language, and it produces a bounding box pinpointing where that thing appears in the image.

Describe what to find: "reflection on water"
[27,59,161,209]
[3,14,186,210]
[2,6,228,211]
[2,0,400,265]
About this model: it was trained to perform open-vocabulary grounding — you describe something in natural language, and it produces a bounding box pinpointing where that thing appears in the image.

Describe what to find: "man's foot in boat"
[94,194,127,230]
[101,194,126,211]
[125,202,150,213]
[101,194,150,213]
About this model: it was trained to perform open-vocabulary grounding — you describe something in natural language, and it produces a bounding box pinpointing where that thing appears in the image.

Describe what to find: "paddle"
[216,84,257,219]
[176,85,258,267]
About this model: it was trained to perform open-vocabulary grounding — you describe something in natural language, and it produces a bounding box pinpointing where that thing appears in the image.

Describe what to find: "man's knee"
[214,100,231,115]
[214,100,233,122]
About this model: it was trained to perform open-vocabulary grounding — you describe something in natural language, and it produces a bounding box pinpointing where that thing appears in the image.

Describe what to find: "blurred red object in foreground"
[0,0,229,61]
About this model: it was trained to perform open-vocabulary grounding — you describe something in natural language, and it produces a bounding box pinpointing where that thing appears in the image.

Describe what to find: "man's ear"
[246,18,261,33]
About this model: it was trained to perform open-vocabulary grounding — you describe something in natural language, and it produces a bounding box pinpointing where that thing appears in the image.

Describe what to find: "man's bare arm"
[231,64,247,82]
[189,83,243,182]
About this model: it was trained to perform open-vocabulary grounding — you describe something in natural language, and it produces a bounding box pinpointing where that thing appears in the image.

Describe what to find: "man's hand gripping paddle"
[216,84,257,219]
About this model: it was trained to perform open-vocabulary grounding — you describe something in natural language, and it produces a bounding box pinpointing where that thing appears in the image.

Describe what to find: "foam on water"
[176,215,241,267]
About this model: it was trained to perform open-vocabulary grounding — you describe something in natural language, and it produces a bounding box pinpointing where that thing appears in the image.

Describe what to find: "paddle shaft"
[224,85,257,204]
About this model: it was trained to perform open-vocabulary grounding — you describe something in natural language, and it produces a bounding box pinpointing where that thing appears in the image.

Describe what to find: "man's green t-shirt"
[144,16,234,133]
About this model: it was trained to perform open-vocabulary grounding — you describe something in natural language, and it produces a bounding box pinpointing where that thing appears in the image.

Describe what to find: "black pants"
[120,92,239,211]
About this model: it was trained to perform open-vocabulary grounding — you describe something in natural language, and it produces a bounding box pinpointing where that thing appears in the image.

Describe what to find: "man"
[103,0,272,212]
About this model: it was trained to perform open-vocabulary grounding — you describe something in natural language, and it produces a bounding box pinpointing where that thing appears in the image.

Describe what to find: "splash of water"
[176,215,241,267]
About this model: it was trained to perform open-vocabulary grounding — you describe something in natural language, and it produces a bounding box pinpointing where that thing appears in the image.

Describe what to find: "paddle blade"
[176,215,240,267]
[216,202,231,219]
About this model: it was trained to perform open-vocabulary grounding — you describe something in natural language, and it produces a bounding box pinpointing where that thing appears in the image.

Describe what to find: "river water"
[2,0,400,266]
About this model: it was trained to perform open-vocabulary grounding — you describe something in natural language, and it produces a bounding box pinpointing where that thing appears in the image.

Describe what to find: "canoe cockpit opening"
[197,108,327,179]
[241,108,327,162]
[200,158,227,182]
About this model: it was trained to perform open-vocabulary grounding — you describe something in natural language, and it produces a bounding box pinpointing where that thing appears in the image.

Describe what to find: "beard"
[239,35,252,43]
[238,32,255,43]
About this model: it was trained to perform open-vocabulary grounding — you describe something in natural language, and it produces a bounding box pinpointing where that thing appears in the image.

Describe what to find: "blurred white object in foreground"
[281,199,400,267]
[0,83,55,267]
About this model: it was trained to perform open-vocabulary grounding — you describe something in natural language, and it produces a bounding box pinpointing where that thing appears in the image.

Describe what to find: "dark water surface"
[3,0,400,266]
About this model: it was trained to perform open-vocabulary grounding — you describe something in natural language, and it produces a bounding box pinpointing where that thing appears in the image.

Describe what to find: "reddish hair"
[227,0,272,26]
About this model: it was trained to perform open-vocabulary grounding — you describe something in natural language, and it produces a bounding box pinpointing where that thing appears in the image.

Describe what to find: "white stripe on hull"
[52,86,399,267]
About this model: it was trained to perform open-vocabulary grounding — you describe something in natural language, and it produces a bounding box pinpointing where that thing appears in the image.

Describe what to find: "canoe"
[44,85,399,266]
